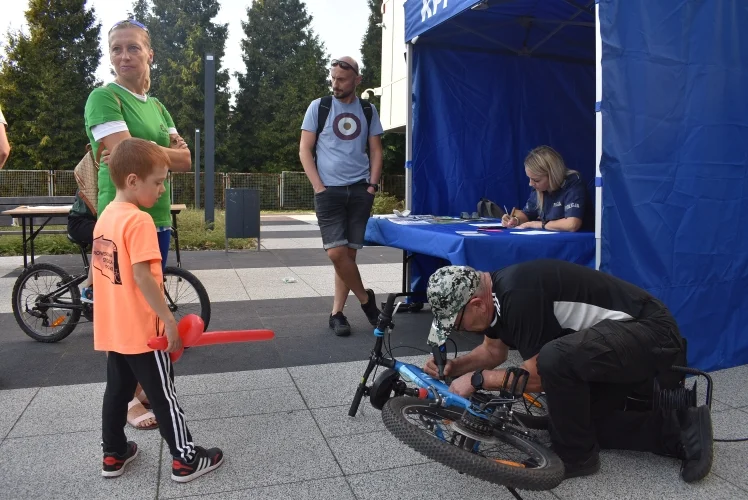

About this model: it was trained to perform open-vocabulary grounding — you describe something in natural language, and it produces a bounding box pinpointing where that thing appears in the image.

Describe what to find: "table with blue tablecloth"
[365,217,595,294]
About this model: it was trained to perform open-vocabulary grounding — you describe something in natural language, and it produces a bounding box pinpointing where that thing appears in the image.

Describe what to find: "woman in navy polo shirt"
[502,145,592,232]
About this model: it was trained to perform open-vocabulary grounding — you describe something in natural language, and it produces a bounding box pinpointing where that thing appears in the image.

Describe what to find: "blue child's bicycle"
[349,292,564,493]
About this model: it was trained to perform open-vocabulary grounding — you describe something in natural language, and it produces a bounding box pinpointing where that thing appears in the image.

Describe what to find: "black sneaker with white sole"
[329,312,351,336]
[360,289,381,326]
[172,446,224,482]
[102,441,138,478]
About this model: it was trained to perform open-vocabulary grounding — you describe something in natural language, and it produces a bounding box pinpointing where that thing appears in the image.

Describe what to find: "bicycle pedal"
[501,367,530,397]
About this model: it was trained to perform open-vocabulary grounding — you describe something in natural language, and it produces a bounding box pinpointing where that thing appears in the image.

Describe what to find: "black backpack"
[477,198,506,219]
[314,95,373,160]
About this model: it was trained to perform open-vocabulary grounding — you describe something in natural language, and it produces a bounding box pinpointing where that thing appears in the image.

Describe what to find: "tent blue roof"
[405,0,595,63]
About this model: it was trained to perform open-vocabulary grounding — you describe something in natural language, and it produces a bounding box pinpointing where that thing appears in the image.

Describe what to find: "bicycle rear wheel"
[382,396,564,491]
[512,393,549,430]
[163,266,211,331]
[12,263,81,342]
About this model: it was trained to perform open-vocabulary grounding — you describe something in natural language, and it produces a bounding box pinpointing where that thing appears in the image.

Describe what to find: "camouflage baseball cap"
[426,266,481,345]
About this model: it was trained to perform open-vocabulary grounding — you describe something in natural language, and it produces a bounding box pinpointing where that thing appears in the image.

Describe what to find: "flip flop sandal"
[127,399,159,430]
[135,389,152,410]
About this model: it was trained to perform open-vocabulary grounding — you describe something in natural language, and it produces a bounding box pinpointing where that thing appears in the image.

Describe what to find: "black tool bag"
[477,198,505,218]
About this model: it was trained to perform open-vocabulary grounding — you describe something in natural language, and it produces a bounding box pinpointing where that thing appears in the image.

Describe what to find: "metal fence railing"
[0,170,51,197]
[280,171,315,210]
[226,173,281,210]
[382,174,405,200]
[170,172,226,210]
[0,169,406,211]
[53,170,79,197]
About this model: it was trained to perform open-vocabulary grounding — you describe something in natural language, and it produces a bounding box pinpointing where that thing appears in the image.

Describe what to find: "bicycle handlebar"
[376,292,420,331]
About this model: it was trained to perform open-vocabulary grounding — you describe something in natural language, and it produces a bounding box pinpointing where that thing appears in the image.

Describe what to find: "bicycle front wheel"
[382,396,564,491]
[163,266,211,331]
[12,263,81,342]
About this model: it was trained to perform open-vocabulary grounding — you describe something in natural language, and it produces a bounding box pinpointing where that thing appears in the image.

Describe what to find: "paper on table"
[456,231,488,236]
[388,218,430,225]
[510,230,555,235]
[20,205,73,211]
[469,222,505,227]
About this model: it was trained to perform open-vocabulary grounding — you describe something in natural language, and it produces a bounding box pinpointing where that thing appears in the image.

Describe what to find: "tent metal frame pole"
[405,42,414,212]
[451,21,522,55]
[594,1,602,270]
[530,0,595,54]
[404,41,414,295]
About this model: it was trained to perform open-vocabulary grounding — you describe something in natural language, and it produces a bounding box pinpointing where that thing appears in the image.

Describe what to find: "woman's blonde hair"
[108,21,152,94]
[524,145,578,215]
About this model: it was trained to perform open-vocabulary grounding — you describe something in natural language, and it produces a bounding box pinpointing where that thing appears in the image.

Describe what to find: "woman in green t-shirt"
[84,19,191,266]
[84,19,192,431]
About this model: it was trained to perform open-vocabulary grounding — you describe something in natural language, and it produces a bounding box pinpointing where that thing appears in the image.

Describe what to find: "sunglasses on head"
[109,19,149,34]
[331,59,358,75]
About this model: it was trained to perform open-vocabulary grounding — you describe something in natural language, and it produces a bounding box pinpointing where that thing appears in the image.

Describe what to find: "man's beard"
[334,89,352,99]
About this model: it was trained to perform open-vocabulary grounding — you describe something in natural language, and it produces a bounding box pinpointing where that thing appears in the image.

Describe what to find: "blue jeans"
[157,230,171,273]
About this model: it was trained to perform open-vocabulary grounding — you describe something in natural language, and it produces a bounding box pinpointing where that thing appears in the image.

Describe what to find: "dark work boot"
[679,405,713,483]
[562,451,601,479]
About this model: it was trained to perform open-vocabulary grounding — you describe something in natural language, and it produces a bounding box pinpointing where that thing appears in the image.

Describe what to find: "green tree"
[129,0,150,21]
[228,0,329,173]
[0,0,101,170]
[360,0,382,100]
[359,0,405,177]
[129,0,231,168]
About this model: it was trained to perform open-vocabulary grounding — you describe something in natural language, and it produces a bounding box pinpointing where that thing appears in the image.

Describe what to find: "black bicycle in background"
[11,230,210,343]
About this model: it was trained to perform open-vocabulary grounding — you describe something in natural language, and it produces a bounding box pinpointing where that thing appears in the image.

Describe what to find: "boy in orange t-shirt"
[94,138,223,481]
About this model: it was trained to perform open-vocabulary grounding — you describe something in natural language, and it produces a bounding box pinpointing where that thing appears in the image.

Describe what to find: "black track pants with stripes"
[102,351,196,460]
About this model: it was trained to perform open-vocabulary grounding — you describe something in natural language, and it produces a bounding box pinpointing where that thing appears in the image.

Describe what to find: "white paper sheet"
[22,205,73,211]
[510,230,556,235]
[456,231,487,236]
[388,218,431,225]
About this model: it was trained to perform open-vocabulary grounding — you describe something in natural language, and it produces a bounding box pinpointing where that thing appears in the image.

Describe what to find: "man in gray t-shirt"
[299,56,384,336]
[0,104,9,169]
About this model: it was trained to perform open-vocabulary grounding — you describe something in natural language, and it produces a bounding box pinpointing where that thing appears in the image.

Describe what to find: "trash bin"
[225,188,261,252]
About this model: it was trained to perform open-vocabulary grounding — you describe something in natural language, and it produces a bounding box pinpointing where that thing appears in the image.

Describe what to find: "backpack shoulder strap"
[360,99,373,133]
[316,96,333,138]
[317,96,333,136]
[314,96,333,160]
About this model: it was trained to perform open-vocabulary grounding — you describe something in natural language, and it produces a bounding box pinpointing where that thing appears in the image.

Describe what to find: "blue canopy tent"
[401,0,748,371]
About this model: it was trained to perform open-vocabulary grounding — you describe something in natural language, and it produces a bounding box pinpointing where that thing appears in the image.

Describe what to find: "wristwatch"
[368,183,380,192]
[541,220,547,230]
[471,370,485,391]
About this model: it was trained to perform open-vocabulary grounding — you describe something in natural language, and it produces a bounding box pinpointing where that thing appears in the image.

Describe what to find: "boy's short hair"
[108,138,171,189]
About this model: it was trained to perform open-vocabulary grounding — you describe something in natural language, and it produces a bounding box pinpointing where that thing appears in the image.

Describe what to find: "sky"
[1,0,371,93]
